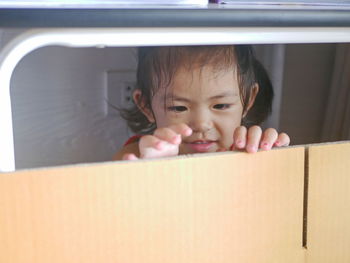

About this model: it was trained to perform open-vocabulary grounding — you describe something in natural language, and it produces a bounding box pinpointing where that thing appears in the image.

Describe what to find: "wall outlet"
[106,70,136,115]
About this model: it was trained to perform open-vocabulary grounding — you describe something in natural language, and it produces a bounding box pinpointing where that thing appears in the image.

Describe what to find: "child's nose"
[189,110,213,133]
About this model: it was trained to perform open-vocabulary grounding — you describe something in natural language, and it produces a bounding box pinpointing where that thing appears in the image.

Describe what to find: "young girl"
[114,45,289,160]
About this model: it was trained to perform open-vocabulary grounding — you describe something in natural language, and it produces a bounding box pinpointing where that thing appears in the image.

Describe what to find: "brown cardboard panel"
[0,148,305,263]
[307,143,350,263]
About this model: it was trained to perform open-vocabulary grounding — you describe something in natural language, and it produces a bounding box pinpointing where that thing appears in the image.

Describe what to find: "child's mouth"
[186,140,215,153]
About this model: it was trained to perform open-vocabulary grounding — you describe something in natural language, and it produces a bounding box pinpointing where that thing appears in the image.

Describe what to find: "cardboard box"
[307,143,350,263]
[0,142,349,262]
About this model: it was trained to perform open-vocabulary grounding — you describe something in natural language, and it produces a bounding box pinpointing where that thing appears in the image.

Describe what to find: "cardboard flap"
[307,143,350,263]
[0,148,305,263]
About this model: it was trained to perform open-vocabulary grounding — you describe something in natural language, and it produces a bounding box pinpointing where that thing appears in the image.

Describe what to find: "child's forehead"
[179,57,238,73]
[172,65,238,85]
[157,46,238,78]
[149,46,240,97]
[157,66,239,98]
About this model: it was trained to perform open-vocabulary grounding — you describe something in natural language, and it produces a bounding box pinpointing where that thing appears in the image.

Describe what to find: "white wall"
[2,29,137,169]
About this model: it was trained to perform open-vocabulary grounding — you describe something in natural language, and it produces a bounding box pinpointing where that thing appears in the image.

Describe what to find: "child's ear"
[133,89,155,123]
[242,83,259,117]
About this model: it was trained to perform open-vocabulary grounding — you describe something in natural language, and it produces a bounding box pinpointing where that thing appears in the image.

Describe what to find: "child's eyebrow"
[209,92,239,100]
[165,92,239,102]
[165,94,191,103]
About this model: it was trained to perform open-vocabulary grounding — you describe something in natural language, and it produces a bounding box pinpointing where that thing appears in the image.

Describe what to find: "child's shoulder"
[113,142,140,160]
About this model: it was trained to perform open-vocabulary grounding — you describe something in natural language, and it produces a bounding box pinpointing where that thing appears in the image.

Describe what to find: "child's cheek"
[217,131,234,151]
[163,112,184,125]
[223,124,239,149]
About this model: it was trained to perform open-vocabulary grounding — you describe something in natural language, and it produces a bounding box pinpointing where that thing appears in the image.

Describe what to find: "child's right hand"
[122,123,192,160]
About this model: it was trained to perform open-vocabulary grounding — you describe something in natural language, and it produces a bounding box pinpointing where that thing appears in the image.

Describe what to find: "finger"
[274,132,290,147]
[246,125,262,153]
[139,134,180,159]
[168,123,193,137]
[233,126,247,149]
[216,147,227,152]
[154,127,182,145]
[122,153,139,161]
[260,128,278,151]
[139,135,166,151]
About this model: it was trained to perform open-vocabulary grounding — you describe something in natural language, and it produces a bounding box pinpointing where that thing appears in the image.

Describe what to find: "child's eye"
[167,106,188,112]
[213,104,231,110]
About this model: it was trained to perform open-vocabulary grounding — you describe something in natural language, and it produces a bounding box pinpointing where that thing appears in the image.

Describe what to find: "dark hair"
[121,45,273,134]
[243,57,274,126]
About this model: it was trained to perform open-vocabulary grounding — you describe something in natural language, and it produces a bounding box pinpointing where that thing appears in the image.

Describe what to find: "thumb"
[122,153,139,161]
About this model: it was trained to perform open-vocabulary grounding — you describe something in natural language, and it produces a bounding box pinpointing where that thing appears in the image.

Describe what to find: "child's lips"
[185,140,216,152]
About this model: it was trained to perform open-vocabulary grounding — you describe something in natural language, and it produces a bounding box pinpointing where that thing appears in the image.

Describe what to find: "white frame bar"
[1,27,350,172]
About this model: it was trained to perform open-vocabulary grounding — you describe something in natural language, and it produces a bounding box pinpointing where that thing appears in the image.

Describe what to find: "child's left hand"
[230,126,290,153]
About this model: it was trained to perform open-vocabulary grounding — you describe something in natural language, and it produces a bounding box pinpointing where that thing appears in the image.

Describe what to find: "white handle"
[1,27,350,172]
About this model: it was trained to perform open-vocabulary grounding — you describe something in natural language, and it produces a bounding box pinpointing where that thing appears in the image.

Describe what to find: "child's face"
[147,65,246,154]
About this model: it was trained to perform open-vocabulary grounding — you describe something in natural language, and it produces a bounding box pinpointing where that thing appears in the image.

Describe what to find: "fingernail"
[128,154,138,161]
[247,145,257,153]
[262,142,270,150]
[184,128,192,136]
[155,141,164,150]
[172,135,181,144]
[236,140,243,147]
[275,141,280,146]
